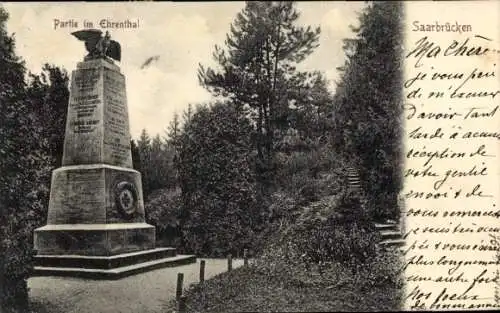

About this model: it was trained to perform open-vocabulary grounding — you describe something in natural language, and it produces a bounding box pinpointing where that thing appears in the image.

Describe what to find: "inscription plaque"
[61,60,133,168]
[62,67,103,165]
[103,67,132,168]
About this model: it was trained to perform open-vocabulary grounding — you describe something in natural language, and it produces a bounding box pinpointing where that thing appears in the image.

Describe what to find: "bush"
[275,145,347,207]
[145,187,182,249]
[294,175,321,205]
[334,188,371,225]
[258,191,379,274]
[294,218,378,267]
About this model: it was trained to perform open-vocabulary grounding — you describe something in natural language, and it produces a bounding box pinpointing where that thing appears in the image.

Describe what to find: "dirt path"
[29,258,243,313]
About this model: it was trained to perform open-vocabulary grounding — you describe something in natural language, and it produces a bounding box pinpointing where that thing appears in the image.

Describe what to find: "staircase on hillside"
[346,167,363,194]
[375,221,405,249]
[345,167,405,249]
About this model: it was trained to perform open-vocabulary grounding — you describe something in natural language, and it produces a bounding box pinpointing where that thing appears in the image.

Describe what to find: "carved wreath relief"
[114,181,138,218]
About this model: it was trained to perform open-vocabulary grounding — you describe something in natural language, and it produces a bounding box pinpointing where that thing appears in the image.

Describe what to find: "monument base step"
[34,223,156,256]
[34,247,177,269]
[32,254,196,280]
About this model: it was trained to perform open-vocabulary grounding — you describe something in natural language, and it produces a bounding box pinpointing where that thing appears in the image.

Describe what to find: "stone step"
[380,230,403,241]
[32,254,197,280]
[374,223,399,232]
[380,239,406,248]
[35,247,177,269]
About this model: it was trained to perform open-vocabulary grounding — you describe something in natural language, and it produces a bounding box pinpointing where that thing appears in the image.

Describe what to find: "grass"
[165,255,404,313]
[163,189,405,313]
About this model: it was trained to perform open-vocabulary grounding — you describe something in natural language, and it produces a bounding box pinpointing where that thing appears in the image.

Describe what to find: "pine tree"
[150,134,170,190]
[130,139,141,171]
[166,112,181,185]
[137,129,152,197]
[198,1,321,194]
[182,104,193,126]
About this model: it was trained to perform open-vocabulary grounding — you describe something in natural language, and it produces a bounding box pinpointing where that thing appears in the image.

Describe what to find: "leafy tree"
[286,70,334,144]
[0,6,52,312]
[333,2,404,221]
[178,102,258,257]
[26,64,69,167]
[198,1,321,194]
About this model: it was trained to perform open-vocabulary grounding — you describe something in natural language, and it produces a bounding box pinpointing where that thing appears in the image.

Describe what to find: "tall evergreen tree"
[165,112,181,185]
[137,129,152,197]
[149,134,171,190]
[131,139,141,171]
[333,2,404,221]
[198,1,321,194]
[182,104,193,126]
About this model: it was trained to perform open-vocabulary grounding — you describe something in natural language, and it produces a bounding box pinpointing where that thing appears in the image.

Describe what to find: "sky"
[3,2,365,139]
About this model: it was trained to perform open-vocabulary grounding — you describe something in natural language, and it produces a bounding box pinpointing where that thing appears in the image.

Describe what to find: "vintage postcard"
[0,1,498,312]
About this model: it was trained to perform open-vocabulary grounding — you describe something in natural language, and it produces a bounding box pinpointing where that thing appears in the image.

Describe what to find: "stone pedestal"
[33,58,194,277]
[34,164,154,256]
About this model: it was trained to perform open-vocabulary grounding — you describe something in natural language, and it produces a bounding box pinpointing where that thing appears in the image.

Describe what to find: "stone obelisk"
[33,30,194,278]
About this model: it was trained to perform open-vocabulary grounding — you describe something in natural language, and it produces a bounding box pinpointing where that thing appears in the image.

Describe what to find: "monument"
[33,30,195,279]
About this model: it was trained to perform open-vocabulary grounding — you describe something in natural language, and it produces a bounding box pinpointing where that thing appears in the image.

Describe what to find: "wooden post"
[199,260,205,283]
[227,254,232,272]
[177,295,187,313]
[243,249,248,266]
[176,272,184,301]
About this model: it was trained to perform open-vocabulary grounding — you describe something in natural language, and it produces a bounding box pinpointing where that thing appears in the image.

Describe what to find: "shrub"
[294,218,378,267]
[258,191,379,273]
[145,187,183,249]
[334,188,371,226]
[275,146,347,207]
[360,247,405,289]
[295,175,321,205]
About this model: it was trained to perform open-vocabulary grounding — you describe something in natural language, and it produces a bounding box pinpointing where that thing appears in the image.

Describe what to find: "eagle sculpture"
[71,29,121,62]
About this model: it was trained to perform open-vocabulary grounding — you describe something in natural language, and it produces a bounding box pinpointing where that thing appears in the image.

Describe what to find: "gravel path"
[29,258,243,313]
